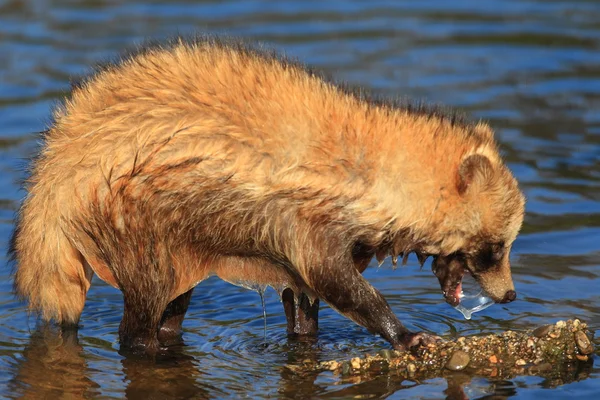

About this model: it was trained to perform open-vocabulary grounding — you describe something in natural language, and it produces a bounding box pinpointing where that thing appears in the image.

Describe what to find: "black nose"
[500,290,517,303]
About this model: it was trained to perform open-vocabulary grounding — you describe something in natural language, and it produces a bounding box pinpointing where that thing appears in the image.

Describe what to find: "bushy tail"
[9,186,92,326]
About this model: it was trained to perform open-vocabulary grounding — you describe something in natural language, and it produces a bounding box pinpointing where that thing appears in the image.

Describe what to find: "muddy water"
[1,0,599,398]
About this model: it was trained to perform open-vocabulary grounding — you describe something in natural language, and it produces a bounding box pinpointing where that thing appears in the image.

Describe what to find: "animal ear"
[457,154,494,195]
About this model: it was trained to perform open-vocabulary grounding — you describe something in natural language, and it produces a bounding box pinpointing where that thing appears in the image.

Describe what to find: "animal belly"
[212,256,315,298]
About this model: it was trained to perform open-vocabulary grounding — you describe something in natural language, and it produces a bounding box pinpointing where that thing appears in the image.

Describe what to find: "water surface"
[1,0,599,398]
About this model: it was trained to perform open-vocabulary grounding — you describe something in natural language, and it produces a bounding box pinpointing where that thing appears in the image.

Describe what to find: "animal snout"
[499,290,517,303]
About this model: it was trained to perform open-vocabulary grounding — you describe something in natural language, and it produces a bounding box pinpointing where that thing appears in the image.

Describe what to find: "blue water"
[1,0,599,398]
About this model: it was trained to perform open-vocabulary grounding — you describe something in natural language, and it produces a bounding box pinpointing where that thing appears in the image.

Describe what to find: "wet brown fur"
[10,36,525,352]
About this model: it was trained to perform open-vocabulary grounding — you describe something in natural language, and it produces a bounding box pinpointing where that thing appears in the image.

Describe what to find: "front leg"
[303,246,436,350]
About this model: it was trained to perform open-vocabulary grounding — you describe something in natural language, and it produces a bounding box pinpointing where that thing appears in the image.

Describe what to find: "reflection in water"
[275,336,424,398]
[8,326,100,399]
[2,301,597,398]
[120,348,212,400]
[276,336,326,399]
[9,325,213,399]
[12,325,553,399]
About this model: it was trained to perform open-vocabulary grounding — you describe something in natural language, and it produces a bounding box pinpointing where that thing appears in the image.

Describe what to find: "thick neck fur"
[320,100,496,257]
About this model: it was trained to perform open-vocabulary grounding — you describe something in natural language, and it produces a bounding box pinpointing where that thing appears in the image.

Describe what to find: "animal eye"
[490,243,505,263]
[471,243,505,271]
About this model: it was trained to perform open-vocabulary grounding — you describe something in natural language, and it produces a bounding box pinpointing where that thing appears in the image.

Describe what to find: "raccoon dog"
[10,37,524,354]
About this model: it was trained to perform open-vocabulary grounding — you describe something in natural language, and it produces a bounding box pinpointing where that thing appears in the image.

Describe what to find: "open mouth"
[446,277,463,307]
[431,254,467,307]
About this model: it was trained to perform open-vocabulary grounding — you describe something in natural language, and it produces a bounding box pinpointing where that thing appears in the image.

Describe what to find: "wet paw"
[119,336,162,357]
[157,326,184,347]
[400,331,443,350]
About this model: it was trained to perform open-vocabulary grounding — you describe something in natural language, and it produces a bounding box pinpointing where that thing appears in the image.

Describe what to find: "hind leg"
[119,299,166,355]
[119,289,171,355]
[282,289,319,336]
[280,253,369,337]
[157,288,194,346]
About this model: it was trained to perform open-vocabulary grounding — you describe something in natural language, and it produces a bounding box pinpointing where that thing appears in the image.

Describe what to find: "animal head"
[431,149,525,306]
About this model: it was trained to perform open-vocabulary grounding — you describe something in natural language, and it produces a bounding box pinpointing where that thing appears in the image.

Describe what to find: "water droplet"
[452,273,494,319]
[257,286,268,343]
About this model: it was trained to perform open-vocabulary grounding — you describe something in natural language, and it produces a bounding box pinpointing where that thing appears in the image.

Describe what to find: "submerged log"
[314,319,594,380]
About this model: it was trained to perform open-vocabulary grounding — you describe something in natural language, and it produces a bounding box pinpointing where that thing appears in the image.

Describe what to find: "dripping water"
[293,292,301,334]
[257,286,268,343]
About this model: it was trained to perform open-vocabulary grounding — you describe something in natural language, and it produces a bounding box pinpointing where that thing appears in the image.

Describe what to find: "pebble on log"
[315,319,594,379]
